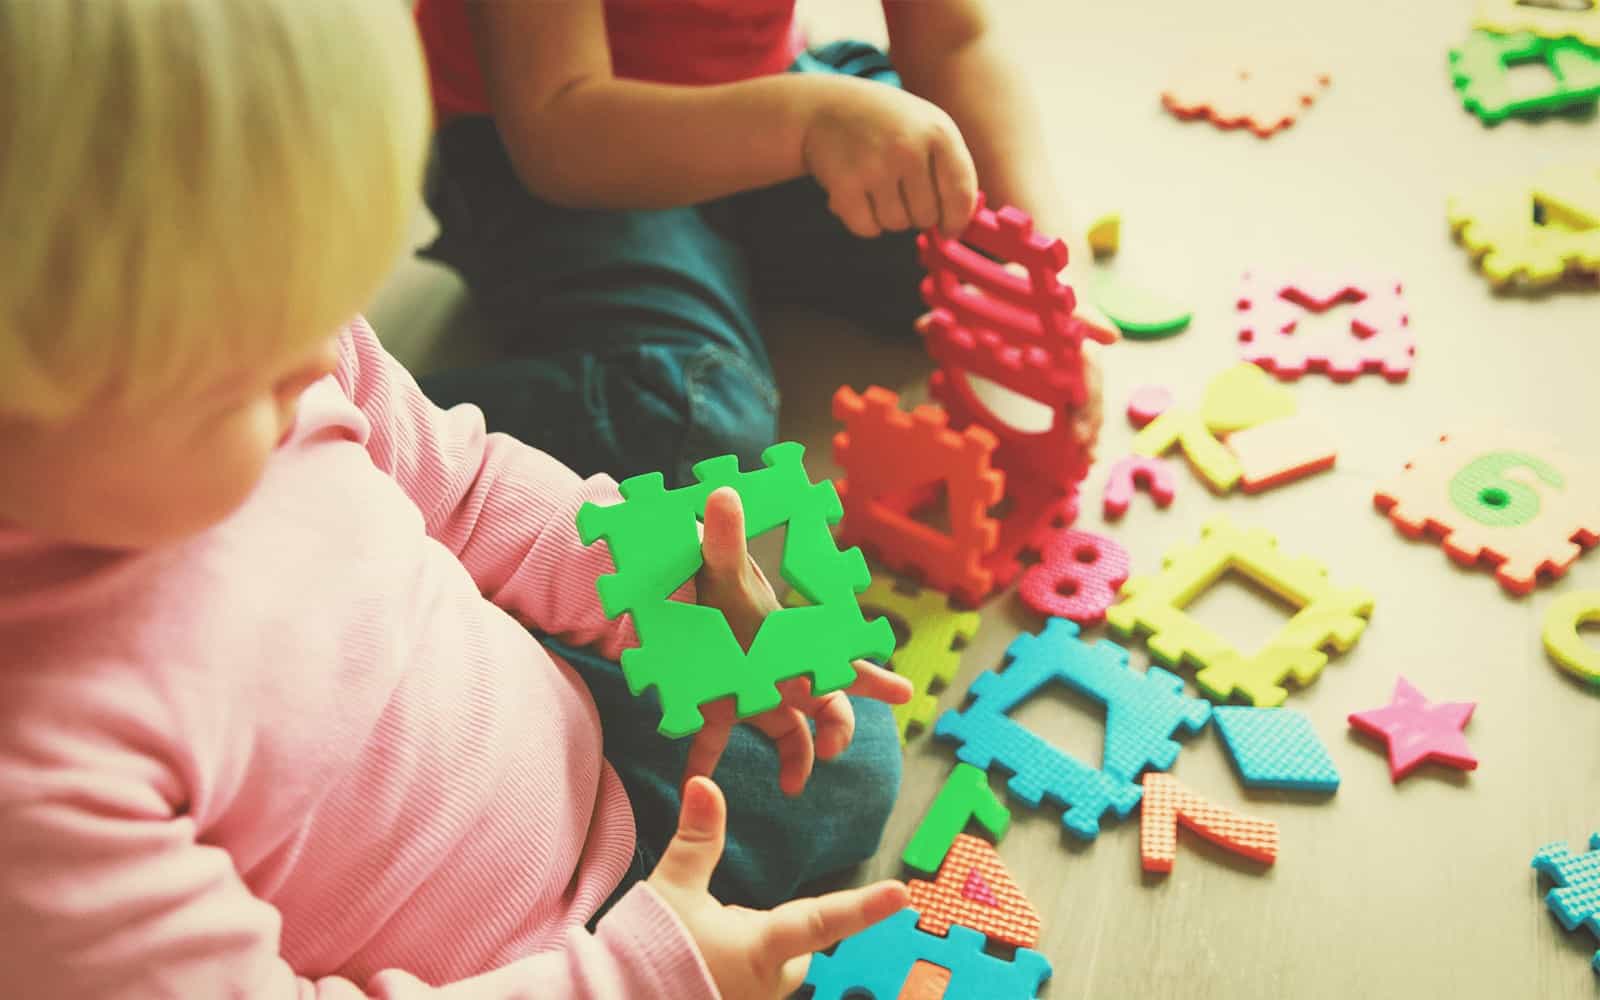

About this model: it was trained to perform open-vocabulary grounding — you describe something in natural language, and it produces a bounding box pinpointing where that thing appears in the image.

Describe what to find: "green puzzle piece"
[1449,30,1600,124]
[903,763,1012,874]
[577,441,896,738]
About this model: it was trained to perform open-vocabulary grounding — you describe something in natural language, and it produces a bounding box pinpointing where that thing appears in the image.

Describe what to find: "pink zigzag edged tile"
[1237,272,1414,382]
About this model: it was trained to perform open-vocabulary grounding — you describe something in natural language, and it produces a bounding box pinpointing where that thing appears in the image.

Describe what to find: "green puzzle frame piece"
[1449,30,1600,124]
[1106,516,1374,707]
[577,442,896,738]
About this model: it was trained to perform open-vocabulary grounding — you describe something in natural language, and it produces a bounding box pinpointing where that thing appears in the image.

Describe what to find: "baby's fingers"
[747,704,816,797]
[682,702,736,791]
[847,661,913,706]
[761,881,910,968]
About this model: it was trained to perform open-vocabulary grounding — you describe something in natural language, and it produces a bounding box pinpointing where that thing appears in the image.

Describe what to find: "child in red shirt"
[413,0,1102,488]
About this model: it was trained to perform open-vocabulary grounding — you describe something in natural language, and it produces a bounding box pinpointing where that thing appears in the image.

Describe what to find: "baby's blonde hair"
[0,0,430,421]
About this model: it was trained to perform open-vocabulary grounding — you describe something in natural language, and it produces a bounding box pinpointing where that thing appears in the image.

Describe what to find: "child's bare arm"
[885,0,1073,247]
[469,0,976,234]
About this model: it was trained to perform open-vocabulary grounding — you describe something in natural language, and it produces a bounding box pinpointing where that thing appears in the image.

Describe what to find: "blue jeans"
[544,637,902,914]
[417,42,926,488]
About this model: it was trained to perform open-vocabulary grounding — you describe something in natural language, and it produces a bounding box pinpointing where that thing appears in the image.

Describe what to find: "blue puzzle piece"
[1018,617,1212,778]
[803,908,1052,1000]
[933,618,1210,840]
[1213,706,1340,793]
[1532,833,1600,974]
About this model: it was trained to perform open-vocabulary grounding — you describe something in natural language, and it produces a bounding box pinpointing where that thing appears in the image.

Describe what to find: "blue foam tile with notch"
[933,618,1210,839]
[1532,833,1600,975]
[1213,706,1340,792]
[804,908,1052,999]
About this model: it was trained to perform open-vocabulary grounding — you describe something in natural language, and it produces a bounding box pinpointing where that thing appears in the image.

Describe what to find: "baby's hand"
[802,78,979,239]
[691,487,912,796]
[650,777,909,999]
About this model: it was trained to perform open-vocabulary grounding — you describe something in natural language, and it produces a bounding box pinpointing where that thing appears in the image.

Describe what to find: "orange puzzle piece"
[1226,415,1338,493]
[1374,431,1600,595]
[1140,773,1279,874]
[833,386,1005,607]
[907,834,1042,948]
[898,962,953,1000]
[1162,64,1331,137]
[833,385,1077,606]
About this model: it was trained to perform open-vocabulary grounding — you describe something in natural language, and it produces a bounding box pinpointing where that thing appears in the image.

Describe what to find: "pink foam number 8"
[1018,529,1131,625]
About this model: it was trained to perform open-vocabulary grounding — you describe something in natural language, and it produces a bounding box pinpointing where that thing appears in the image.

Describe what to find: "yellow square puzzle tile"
[1106,516,1375,706]
[1474,0,1600,48]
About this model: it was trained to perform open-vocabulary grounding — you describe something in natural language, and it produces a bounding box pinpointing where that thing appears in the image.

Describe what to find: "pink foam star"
[1348,677,1477,782]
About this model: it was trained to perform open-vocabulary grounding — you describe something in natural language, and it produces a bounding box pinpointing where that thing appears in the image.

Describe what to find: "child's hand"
[649,777,909,999]
[690,487,913,796]
[802,78,979,239]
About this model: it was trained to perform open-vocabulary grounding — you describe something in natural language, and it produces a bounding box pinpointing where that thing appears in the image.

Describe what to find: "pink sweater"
[0,319,719,999]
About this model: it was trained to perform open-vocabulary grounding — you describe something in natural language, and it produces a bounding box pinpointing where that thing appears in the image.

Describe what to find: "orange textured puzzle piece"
[897,962,953,1000]
[1162,64,1331,137]
[907,834,1042,948]
[1140,772,1279,874]
[1374,431,1600,595]
[1227,415,1338,493]
[833,386,1005,606]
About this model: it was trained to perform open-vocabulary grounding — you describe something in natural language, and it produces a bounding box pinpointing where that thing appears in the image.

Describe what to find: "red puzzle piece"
[1140,773,1279,874]
[907,833,1042,948]
[1102,455,1177,519]
[1017,528,1130,626]
[920,193,1111,494]
[1237,272,1414,382]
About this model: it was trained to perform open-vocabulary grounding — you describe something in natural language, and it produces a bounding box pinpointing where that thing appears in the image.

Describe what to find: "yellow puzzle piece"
[1200,362,1297,436]
[1544,590,1600,688]
[790,577,979,743]
[1087,213,1121,259]
[1106,517,1375,707]
[1448,165,1600,288]
[1474,0,1600,48]
[1133,409,1242,493]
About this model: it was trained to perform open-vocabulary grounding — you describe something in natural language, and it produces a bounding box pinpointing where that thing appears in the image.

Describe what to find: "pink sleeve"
[333,317,639,659]
[0,792,718,1000]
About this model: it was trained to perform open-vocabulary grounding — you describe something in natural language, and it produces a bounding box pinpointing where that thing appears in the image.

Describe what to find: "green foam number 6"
[1448,451,1565,527]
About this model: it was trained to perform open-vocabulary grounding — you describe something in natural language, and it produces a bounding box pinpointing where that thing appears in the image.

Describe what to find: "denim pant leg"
[546,637,903,912]
[419,118,779,487]
[730,41,929,338]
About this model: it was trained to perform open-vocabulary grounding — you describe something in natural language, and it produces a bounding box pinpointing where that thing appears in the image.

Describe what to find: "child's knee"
[676,344,778,483]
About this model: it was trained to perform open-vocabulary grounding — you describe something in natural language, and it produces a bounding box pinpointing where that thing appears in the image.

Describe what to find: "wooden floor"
[767,2,1600,998]
[372,1,1600,995]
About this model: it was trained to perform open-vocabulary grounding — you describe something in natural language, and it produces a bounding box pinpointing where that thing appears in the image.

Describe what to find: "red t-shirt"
[414,0,805,122]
